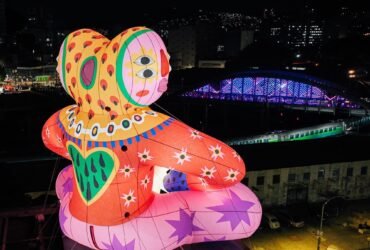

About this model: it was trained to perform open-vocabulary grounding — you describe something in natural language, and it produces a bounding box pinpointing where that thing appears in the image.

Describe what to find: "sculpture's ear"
[56,37,68,95]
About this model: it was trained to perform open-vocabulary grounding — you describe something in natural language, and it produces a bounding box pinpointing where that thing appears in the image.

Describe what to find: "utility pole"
[317,195,345,250]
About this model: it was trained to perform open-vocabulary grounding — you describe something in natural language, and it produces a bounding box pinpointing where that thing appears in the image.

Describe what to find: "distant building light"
[295,53,302,58]
[217,45,224,52]
[292,67,306,71]
[348,69,355,74]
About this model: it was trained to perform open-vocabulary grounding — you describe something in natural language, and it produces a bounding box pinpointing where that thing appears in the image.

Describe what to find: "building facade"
[167,24,254,70]
[244,160,370,206]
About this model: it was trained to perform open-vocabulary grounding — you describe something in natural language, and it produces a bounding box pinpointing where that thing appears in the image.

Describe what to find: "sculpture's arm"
[136,117,246,191]
[42,111,70,159]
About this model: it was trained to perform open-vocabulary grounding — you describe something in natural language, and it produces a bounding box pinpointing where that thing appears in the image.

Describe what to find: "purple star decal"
[59,205,68,234]
[204,236,226,242]
[207,190,254,231]
[62,177,72,195]
[166,209,203,243]
[191,213,204,232]
[101,235,135,250]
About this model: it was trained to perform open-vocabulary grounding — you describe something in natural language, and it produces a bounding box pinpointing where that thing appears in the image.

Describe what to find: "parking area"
[244,200,370,250]
[246,222,369,250]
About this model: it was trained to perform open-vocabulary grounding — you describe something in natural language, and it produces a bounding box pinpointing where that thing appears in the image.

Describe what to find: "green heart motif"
[68,144,115,203]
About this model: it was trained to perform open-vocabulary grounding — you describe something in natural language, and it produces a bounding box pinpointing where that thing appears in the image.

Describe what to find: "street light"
[317,195,346,250]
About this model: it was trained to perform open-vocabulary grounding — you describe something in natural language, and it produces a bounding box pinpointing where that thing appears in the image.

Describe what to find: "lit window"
[217,45,224,52]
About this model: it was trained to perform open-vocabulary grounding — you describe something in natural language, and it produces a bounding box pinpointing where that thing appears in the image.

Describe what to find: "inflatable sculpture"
[42,27,262,249]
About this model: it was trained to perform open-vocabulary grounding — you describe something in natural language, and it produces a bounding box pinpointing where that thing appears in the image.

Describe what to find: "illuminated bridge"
[181,70,370,144]
[183,70,368,115]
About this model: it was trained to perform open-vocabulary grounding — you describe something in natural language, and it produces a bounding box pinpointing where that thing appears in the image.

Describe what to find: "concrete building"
[167,24,254,70]
[231,133,370,208]
[244,160,369,206]
[167,26,196,69]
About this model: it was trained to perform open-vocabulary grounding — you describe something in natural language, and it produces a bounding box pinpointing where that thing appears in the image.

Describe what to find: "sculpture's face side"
[56,27,171,115]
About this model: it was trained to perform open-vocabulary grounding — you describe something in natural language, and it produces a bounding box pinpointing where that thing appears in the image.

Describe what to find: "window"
[361,166,368,175]
[257,176,265,186]
[303,172,310,181]
[318,168,325,179]
[347,167,353,177]
[332,169,340,180]
[288,173,296,182]
[273,174,280,184]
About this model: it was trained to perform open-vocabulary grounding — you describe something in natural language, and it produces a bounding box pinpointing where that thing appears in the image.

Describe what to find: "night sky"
[5,0,370,33]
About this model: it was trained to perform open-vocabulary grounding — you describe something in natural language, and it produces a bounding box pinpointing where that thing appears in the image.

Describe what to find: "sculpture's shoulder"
[58,106,171,142]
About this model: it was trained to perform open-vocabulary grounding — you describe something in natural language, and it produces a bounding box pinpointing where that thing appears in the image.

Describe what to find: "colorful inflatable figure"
[42,27,262,250]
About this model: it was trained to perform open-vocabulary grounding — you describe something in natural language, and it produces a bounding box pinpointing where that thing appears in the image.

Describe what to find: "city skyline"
[3,0,370,32]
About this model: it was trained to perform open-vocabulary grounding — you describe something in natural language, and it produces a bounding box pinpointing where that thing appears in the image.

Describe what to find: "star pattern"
[56,135,62,144]
[224,169,240,182]
[119,165,135,178]
[166,209,203,243]
[209,145,224,160]
[121,190,136,207]
[201,166,217,179]
[207,190,254,231]
[199,177,208,187]
[174,148,191,165]
[232,151,241,162]
[190,129,202,139]
[45,127,50,138]
[101,236,135,250]
[138,149,153,163]
[140,175,151,189]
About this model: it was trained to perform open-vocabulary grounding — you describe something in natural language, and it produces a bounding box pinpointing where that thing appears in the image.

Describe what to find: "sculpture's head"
[56,27,171,115]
